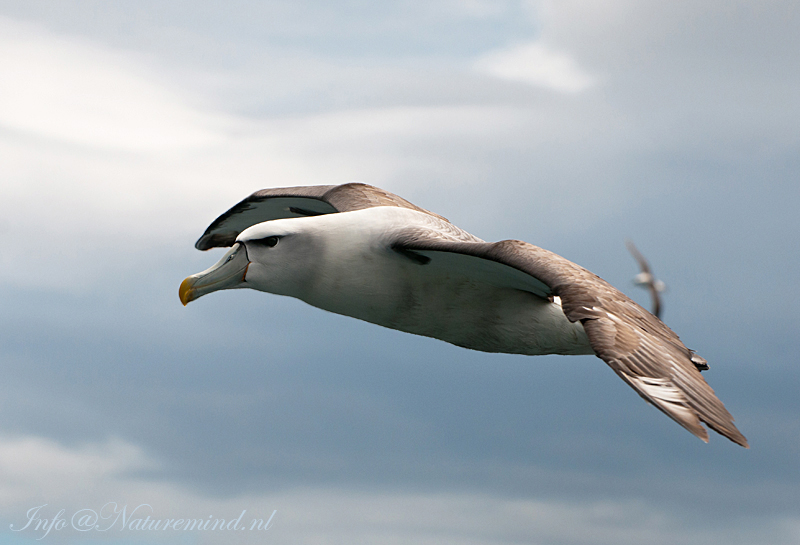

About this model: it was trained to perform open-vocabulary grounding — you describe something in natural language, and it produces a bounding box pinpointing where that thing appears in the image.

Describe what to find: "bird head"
[179,220,317,305]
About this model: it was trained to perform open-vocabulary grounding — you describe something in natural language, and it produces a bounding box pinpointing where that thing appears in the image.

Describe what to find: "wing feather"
[392,230,748,447]
[195,183,448,250]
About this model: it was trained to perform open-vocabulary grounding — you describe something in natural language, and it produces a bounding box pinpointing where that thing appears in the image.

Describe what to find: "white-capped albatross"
[179,182,747,447]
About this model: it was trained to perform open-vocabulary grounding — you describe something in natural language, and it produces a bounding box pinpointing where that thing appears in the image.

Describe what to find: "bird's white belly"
[299,248,594,356]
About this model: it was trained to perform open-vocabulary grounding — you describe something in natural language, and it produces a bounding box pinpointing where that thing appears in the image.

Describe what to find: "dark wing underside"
[195,183,449,250]
[392,230,748,447]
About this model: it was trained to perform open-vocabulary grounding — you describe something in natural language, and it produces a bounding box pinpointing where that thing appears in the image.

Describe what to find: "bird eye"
[253,236,280,247]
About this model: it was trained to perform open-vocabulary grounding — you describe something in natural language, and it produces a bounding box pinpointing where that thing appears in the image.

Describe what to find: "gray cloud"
[1,1,799,544]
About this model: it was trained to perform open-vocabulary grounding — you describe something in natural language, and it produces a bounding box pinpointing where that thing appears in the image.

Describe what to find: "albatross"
[179,183,747,447]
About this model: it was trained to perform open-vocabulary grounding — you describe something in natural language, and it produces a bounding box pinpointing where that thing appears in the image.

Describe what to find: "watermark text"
[10,503,276,540]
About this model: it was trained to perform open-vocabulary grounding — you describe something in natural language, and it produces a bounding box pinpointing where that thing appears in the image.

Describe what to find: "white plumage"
[180,183,747,447]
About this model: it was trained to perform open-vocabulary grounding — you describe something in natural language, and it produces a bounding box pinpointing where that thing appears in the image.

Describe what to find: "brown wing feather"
[393,233,748,447]
[323,183,449,221]
[196,183,448,250]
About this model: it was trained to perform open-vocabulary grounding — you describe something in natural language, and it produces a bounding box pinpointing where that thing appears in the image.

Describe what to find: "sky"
[0,0,798,543]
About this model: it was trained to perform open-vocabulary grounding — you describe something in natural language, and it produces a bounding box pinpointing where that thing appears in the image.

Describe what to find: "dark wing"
[626,239,652,274]
[392,230,748,447]
[195,183,449,250]
[626,239,663,318]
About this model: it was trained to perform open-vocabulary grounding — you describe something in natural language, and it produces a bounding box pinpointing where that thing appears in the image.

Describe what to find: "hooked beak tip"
[179,277,195,306]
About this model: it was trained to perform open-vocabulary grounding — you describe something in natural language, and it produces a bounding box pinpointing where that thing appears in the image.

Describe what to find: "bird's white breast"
[285,208,593,356]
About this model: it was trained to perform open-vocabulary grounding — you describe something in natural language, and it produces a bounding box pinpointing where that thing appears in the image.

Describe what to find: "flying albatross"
[179,183,747,447]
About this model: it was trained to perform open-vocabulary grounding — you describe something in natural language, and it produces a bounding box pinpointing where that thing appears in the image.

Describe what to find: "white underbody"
[244,208,594,356]
[305,271,593,356]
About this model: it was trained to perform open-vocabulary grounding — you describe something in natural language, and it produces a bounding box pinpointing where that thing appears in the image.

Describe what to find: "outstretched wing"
[626,239,664,319]
[626,239,653,275]
[391,230,748,447]
[195,182,449,250]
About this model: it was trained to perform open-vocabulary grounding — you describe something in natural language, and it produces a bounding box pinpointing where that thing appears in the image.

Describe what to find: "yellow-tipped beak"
[179,276,196,306]
[179,242,250,306]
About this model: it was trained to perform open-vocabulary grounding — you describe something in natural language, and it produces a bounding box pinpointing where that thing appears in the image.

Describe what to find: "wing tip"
[704,422,749,448]
[195,232,238,251]
[617,370,750,447]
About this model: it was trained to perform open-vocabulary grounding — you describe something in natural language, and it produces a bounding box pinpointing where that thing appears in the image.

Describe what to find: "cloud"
[1,3,799,545]
[0,436,153,510]
[475,41,595,92]
[0,17,623,292]
[0,434,797,545]
[0,17,228,152]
